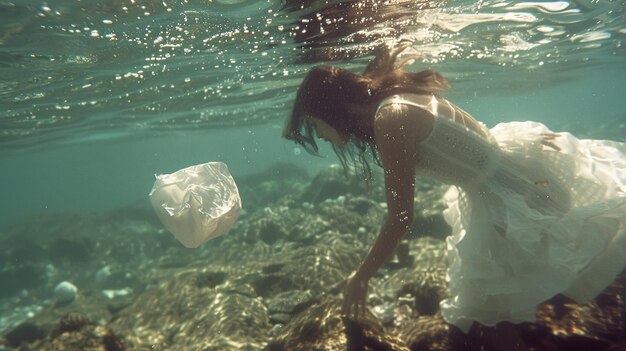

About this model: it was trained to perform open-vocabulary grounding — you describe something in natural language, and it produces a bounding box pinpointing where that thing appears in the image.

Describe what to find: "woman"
[283,46,626,333]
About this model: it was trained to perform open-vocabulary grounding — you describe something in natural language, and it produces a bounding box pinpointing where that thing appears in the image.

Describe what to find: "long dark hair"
[284,46,450,183]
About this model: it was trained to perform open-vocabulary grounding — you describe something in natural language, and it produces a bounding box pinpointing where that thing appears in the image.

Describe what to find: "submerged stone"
[1,322,45,348]
[53,281,78,305]
[266,290,313,315]
[267,298,410,351]
[300,165,368,204]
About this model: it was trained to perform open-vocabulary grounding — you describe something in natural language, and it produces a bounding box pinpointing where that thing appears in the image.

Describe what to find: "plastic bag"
[149,162,242,248]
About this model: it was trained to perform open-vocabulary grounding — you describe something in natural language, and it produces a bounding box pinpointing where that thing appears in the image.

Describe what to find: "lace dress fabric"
[376,94,626,332]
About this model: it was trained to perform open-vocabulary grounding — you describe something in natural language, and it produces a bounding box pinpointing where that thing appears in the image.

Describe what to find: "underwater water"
[0,0,625,226]
[0,0,625,350]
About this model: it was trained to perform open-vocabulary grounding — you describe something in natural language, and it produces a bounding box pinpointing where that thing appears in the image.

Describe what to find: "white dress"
[376,94,626,332]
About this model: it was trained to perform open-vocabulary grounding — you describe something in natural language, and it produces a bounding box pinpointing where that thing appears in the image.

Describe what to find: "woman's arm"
[353,104,424,281]
[342,103,432,318]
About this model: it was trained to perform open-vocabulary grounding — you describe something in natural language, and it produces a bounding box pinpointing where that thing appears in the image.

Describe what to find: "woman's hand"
[341,271,369,319]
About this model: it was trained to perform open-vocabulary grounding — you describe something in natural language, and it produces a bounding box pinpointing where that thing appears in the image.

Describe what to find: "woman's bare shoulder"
[374,98,434,144]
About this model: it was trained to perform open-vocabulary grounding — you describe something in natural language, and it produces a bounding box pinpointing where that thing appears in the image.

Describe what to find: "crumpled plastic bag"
[149,162,242,248]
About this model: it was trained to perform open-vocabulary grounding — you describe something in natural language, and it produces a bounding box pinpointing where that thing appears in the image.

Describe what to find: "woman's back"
[376,93,500,187]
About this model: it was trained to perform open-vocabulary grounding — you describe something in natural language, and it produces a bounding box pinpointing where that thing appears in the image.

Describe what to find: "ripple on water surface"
[0,0,624,150]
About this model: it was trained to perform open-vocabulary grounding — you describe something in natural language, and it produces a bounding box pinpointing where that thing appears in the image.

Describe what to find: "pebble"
[54,281,77,304]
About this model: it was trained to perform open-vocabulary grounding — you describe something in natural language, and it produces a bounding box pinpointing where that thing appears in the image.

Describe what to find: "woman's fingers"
[341,295,349,315]
[342,291,366,320]
[352,300,359,320]
[341,273,369,320]
[342,296,358,319]
[361,296,367,317]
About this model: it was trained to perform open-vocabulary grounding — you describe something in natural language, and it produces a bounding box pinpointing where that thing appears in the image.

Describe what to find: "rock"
[408,178,451,241]
[385,241,413,270]
[157,254,192,269]
[267,298,410,351]
[0,209,188,307]
[237,163,310,212]
[6,242,47,264]
[242,215,290,245]
[0,264,45,299]
[242,243,361,298]
[370,301,395,326]
[0,312,125,351]
[1,322,45,348]
[316,195,384,238]
[266,290,313,315]
[103,290,135,315]
[94,265,137,291]
[300,164,367,204]
[195,270,228,289]
[95,265,113,286]
[523,269,626,351]
[111,269,272,350]
[53,281,77,305]
[288,215,332,245]
[50,312,94,337]
[48,237,93,263]
[401,316,443,350]
[378,237,447,317]
[269,313,291,325]
[46,323,125,351]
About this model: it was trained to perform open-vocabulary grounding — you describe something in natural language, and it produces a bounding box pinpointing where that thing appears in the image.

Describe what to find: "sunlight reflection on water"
[0,0,624,150]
